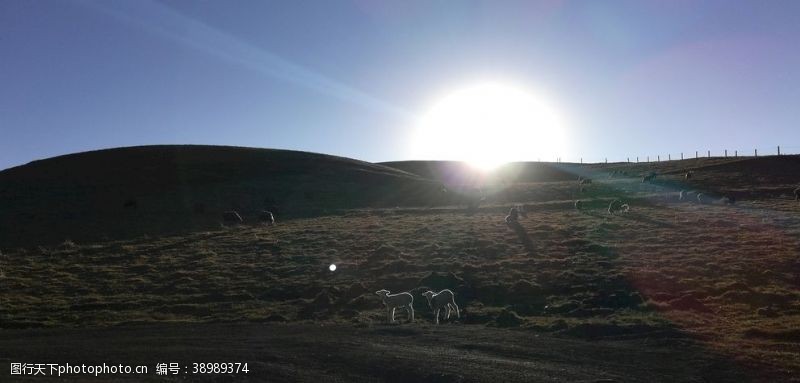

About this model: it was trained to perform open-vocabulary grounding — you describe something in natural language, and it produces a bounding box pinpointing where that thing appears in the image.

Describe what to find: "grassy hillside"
[384,155,800,204]
[4,146,796,250]
[0,145,448,248]
[2,154,800,379]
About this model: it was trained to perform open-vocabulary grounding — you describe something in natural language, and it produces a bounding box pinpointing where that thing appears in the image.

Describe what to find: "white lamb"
[375,289,414,323]
[422,289,460,325]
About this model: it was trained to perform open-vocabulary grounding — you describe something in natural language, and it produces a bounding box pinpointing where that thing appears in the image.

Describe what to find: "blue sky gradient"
[2,0,799,170]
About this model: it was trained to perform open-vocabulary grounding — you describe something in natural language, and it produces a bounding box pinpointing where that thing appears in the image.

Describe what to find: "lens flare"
[412,81,567,170]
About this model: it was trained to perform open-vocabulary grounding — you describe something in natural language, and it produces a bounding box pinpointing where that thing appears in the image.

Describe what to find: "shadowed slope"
[0,145,444,248]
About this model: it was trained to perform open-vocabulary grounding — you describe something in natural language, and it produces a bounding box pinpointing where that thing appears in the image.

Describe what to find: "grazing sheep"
[259,210,275,226]
[222,211,243,224]
[505,207,519,224]
[422,289,460,325]
[375,289,414,323]
[574,200,583,210]
[608,199,625,215]
[681,190,697,202]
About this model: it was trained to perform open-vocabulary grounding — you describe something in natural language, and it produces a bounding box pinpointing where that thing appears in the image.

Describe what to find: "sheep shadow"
[578,209,606,219]
[507,221,536,255]
[611,211,676,228]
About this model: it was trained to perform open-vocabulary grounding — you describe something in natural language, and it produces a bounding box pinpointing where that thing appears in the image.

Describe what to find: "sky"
[2,0,800,170]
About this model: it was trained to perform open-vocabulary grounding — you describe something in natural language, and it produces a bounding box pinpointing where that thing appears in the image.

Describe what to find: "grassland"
[1,150,800,381]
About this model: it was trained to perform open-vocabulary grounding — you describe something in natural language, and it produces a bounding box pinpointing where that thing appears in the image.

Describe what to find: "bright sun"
[412,82,567,170]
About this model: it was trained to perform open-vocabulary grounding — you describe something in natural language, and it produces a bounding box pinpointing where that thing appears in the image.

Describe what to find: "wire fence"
[557,145,800,164]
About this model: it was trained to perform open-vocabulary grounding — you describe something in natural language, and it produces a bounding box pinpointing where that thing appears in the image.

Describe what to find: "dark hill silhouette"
[0,145,444,248]
[3,147,798,249]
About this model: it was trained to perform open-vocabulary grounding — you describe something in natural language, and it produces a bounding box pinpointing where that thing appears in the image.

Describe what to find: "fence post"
[707,150,711,158]
[735,150,737,158]
[695,151,698,159]
[627,157,630,163]
[580,157,583,164]
[778,146,781,155]
[668,154,671,161]
[657,155,660,162]
[605,158,607,164]
[636,156,639,163]
[755,149,758,157]
[647,156,650,163]
[725,149,727,158]
[681,152,684,160]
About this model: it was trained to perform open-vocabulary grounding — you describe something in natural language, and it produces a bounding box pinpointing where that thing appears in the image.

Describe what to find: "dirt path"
[0,322,767,382]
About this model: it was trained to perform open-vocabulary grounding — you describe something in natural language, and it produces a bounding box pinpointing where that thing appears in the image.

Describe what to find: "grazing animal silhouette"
[259,210,275,225]
[608,199,625,214]
[222,211,243,224]
[422,289,460,325]
[375,289,414,323]
[505,207,519,224]
[681,190,697,202]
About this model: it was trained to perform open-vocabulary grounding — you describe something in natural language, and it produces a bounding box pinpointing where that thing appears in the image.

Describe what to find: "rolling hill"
[2,150,800,380]
[2,146,798,250]
[0,145,446,248]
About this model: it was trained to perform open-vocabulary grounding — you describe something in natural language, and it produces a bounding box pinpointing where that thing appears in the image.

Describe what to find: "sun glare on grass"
[412,82,567,170]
